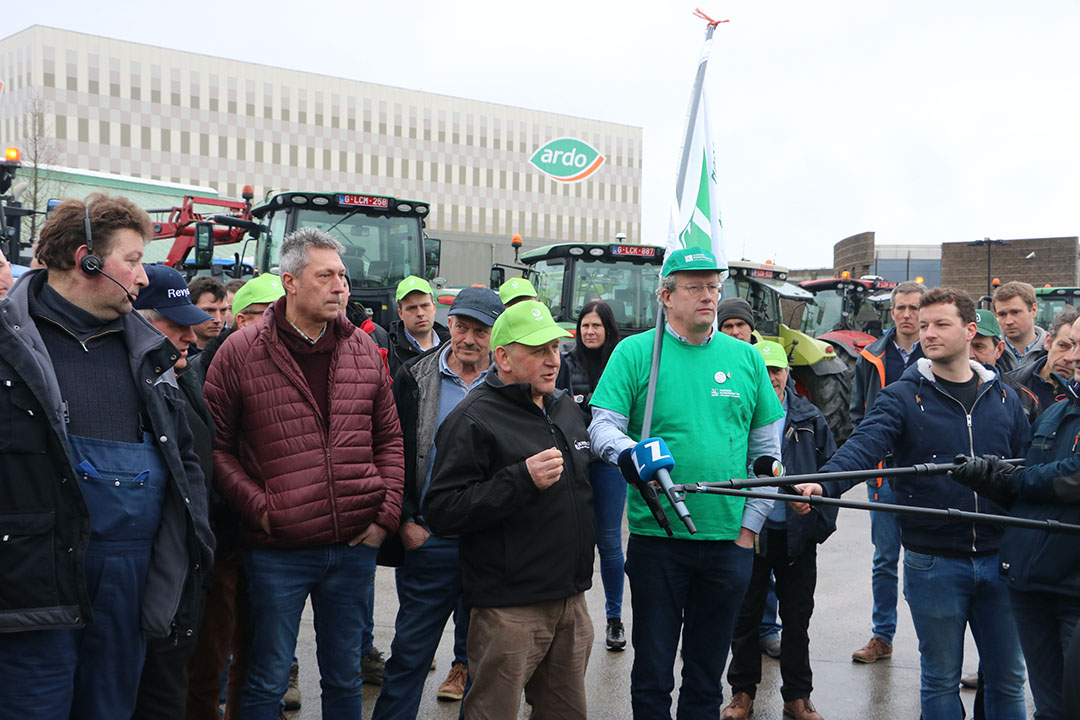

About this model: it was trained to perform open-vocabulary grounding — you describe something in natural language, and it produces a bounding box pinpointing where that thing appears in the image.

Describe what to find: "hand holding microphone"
[630,437,696,535]
[618,447,673,537]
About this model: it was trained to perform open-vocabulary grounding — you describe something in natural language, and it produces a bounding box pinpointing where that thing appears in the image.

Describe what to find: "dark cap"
[449,287,503,327]
[135,264,213,326]
[716,297,755,331]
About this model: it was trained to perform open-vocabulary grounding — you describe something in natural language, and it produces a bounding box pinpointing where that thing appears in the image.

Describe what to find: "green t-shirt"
[590,329,784,540]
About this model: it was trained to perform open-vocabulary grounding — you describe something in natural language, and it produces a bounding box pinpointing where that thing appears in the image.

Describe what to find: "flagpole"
[642,10,727,438]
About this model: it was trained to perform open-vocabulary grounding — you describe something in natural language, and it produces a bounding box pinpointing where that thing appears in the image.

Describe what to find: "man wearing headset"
[0,194,214,719]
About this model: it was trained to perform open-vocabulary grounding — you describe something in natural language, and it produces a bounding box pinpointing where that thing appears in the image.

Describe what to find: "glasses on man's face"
[676,283,721,298]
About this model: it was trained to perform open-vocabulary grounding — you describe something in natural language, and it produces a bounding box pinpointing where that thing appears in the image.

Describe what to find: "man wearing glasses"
[589,246,785,718]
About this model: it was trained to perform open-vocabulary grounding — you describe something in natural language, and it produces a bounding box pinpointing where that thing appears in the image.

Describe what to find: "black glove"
[950,454,1018,507]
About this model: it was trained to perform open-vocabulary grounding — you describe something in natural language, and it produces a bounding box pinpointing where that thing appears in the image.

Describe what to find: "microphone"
[631,437,696,535]
[98,268,136,306]
[618,448,673,537]
[753,454,801,498]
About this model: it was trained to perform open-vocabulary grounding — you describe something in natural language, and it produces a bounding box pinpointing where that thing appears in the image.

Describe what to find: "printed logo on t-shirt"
[711,369,741,399]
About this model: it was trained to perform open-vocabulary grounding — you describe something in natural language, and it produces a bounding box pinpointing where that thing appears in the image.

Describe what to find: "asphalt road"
[287,487,1035,719]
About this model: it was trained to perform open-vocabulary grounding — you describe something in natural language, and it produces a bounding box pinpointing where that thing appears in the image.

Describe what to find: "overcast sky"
[6,0,1079,268]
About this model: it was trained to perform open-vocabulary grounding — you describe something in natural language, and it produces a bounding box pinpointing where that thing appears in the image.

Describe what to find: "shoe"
[960,672,979,689]
[760,633,781,658]
[783,697,823,720]
[283,659,301,711]
[721,691,754,720]
[436,662,468,701]
[605,618,627,651]
[851,636,892,663]
[361,647,386,685]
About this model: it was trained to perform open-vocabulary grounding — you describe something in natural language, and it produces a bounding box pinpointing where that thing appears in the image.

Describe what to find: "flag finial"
[692,8,729,28]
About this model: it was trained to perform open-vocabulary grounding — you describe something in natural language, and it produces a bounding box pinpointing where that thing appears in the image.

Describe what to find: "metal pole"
[986,238,992,300]
[682,486,1080,535]
[681,459,1026,491]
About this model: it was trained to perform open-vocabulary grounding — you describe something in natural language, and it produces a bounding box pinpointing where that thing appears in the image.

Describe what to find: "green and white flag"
[667,22,726,272]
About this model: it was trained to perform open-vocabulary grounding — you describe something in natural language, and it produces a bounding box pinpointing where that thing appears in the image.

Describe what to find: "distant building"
[0,25,642,284]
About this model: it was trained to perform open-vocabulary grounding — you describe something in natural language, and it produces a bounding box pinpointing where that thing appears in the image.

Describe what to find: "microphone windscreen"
[752,455,783,478]
[617,448,641,485]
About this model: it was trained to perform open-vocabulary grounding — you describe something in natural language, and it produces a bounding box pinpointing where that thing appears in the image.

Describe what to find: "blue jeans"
[625,534,754,719]
[239,542,377,720]
[903,550,1026,720]
[590,461,627,620]
[371,535,466,720]
[868,480,901,642]
[1008,588,1080,720]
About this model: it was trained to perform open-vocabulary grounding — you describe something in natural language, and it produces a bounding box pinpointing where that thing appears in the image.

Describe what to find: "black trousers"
[726,528,817,702]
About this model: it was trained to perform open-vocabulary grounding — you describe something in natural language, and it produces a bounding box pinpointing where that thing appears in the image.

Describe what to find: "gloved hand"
[950,454,1019,507]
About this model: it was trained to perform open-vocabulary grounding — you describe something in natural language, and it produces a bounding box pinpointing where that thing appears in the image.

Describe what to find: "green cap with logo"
[232,273,285,317]
[396,275,433,303]
[490,300,571,349]
[974,309,1002,340]
[756,340,789,369]
[661,245,724,277]
[498,276,538,305]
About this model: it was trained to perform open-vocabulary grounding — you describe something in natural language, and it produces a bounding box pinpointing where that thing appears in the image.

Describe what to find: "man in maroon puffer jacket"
[204,227,404,719]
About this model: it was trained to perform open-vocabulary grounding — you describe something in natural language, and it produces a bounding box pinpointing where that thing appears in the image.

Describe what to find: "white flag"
[666,34,725,272]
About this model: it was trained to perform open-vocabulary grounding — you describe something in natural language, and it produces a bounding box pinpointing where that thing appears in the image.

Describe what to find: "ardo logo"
[529,138,605,183]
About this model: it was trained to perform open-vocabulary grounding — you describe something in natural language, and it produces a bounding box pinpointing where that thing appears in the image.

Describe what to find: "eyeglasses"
[677,283,721,298]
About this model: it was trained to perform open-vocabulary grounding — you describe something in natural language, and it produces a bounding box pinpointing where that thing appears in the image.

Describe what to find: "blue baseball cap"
[135,264,213,326]
[449,286,503,327]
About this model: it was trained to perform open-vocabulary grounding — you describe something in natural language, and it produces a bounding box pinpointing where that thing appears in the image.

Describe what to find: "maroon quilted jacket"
[203,299,404,548]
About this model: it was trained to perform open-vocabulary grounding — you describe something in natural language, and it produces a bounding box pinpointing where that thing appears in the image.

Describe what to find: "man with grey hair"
[848,279,926,664]
[204,227,405,717]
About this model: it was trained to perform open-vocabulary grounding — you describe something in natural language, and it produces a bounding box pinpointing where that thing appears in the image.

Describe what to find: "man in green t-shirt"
[589,246,785,719]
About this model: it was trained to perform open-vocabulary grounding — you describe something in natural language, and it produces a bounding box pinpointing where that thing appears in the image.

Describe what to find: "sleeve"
[392,368,419,524]
[170,386,215,560]
[1015,413,1080,503]
[203,338,267,531]
[850,357,869,428]
[589,407,635,466]
[422,409,542,536]
[742,418,783,532]
[588,339,639,419]
[748,355,785,430]
[818,386,906,497]
[818,413,839,467]
[368,344,406,533]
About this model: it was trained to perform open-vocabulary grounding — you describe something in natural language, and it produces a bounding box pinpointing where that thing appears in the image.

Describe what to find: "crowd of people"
[0,193,1077,720]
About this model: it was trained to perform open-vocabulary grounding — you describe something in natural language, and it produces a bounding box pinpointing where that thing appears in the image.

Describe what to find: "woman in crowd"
[557,301,627,651]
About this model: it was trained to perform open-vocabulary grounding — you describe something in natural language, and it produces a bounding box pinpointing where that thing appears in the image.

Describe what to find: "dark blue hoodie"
[820,358,1030,556]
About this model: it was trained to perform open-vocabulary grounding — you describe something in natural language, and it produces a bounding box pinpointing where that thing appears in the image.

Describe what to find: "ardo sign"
[529,137,605,183]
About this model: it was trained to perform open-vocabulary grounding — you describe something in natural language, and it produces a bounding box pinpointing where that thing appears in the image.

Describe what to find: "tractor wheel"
[792,362,853,445]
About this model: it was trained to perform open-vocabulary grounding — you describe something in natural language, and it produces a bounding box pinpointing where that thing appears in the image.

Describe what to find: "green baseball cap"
[498,276,538,305]
[490,300,571,349]
[756,340,789,369]
[232,273,285,317]
[974,309,1002,339]
[396,275,433,304]
[661,245,724,277]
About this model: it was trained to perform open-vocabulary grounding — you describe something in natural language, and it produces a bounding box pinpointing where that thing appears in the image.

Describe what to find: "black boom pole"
[695,459,1026,491]
[681,486,1080,535]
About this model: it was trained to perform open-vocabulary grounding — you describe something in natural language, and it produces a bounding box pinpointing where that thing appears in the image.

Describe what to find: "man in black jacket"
[424,300,595,720]
[0,195,214,718]
[131,263,217,720]
[724,341,837,720]
[372,287,503,718]
[387,275,450,377]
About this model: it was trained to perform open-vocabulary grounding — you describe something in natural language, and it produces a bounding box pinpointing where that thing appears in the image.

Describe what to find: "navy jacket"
[821,359,1030,556]
[1000,397,1080,596]
[759,392,839,559]
[849,327,923,429]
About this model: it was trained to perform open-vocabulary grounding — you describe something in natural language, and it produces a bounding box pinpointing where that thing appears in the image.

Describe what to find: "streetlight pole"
[969,237,1009,306]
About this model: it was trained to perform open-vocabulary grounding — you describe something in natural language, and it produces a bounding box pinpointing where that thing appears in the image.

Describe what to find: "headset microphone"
[80,202,135,304]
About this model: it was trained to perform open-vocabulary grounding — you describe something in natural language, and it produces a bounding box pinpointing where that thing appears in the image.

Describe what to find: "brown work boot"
[436,662,468,701]
[851,636,892,663]
[783,697,823,720]
[721,691,754,719]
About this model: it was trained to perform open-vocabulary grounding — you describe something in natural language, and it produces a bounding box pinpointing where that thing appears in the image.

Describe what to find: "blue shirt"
[765,394,790,525]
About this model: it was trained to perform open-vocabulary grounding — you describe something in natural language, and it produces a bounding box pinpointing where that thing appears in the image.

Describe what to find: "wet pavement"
[289,488,1035,718]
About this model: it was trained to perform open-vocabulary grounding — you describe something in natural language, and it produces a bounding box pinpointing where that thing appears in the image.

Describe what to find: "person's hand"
[526,448,564,490]
[950,455,1018,505]
[399,521,430,551]
[734,527,756,549]
[258,513,271,535]
[350,523,388,548]
[788,483,823,515]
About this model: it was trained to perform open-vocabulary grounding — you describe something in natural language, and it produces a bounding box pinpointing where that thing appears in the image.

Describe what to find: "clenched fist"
[526,447,564,490]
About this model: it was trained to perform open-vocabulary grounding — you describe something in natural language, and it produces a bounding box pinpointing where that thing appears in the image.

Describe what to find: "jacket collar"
[784,391,820,423]
[912,357,997,386]
[485,371,559,413]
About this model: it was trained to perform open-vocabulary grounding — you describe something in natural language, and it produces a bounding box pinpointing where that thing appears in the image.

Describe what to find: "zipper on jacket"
[545,410,583,586]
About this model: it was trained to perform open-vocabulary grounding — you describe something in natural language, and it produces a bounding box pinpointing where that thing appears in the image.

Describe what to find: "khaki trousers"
[465,592,593,720]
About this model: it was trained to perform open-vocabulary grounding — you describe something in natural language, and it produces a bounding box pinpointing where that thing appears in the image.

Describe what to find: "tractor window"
[570,259,660,330]
[723,277,781,336]
[531,258,566,319]
[801,292,846,335]
[294,208,422,289]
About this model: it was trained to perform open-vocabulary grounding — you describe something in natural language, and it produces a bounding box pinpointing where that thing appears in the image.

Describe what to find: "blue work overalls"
[0,431,168,719]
